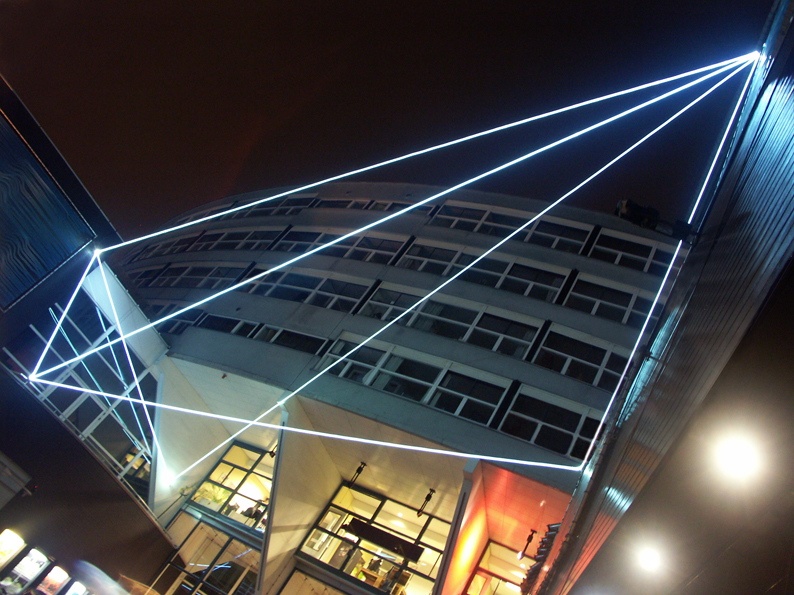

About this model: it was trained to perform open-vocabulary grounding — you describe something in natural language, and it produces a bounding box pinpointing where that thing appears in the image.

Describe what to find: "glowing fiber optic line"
[97,52,757,254]
[577,58,757,464]
[34,60,745,381]
[48,308,106,395]
[31,251,98,378]
[44,305,154,452]
[94,297,153,456]
[30,59,755,480]
[26,377,580,471]
[97,261,163,457]
[174,64,748,479]
[688,52,760,225]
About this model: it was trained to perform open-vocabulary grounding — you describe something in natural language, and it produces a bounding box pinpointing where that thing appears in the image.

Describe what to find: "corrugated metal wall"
[537,4,794,593]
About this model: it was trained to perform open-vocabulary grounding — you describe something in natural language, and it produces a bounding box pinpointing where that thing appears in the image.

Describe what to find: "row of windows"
[146,306,329,356]
[148,301,603,459]
[427,203,674,275]
[359,286,628,390]
[361,288,540,359]
[130,264,247,290]
[139,264,631,392]
[175,194,435,225]
[129,235,660,330]
[130,229,406,268]
[428,204,590,253]
[322,338,599,459]
[153,195,676,278]
[237,269,369,313]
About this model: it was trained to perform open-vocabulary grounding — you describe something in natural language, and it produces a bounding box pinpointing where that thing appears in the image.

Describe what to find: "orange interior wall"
[441,466,489,595]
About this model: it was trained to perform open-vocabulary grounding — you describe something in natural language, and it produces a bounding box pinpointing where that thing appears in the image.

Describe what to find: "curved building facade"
[123,182,673,467]
[103,182,681,595]
[2,177,680,595]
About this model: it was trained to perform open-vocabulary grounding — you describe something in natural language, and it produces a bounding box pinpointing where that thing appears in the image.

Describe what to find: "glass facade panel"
[300,485,449,595]
[188,442,274,532]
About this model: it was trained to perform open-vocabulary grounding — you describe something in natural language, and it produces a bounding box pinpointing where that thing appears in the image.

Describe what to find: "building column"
[432,458,479,595]
[258,408,289,595]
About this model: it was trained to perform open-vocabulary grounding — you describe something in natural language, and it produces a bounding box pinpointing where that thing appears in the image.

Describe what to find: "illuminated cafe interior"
[141,431,568,595]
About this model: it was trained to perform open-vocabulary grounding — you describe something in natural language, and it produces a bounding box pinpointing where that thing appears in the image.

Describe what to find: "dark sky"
[0,2,774,239]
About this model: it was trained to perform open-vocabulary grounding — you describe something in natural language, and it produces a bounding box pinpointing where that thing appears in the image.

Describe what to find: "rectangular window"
[300,485,450,594]
[501,388,601,459]
[323,235,405,264]
[565,277,664,328]
[239,270,369,313]
[273,231,341,253]
[189,442,275,531]
[532,329,628,391]
[590,231,676,276]
[526,220,589,253]
[322,338,510,428]
[190,312,328,355]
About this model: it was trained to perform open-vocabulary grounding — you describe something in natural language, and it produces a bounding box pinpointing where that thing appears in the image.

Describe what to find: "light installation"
[26,52,760,480]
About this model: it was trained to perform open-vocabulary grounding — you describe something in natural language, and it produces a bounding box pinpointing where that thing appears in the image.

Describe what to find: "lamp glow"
[713,433,762,479]
[636,546,663,572]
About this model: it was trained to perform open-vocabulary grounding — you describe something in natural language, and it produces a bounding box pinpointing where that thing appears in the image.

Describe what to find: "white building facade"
[110,182,676,595]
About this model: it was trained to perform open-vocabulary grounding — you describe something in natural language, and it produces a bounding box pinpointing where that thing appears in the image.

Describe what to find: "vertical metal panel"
[538,21,794,595]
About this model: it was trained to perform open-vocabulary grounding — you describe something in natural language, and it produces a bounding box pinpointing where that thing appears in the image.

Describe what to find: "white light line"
[578,58,757,462]
[174,60,750,479]
[93,277,153,456]
[97,260,163,458]
[33,58,746,381]
[688,53,760,225]
[31,251,98,378]
[97,53,757,254]
[27,377,579,471]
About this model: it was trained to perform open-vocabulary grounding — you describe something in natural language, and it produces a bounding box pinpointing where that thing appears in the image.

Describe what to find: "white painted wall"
[260,399,342,595]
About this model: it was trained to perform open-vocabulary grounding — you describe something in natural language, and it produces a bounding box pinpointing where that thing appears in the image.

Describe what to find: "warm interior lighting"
[0,529,25,567]
[713,433,762,479]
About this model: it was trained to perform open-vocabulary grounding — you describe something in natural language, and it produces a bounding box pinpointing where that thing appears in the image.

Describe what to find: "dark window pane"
[433,392,462,414]
[198,315,239,333]
[566,294,594,314]
[270,286,311,302]
[459,400,493,424]
[412,316,468,340]
[375,374,429,401]
[579,417,600,439]
[607,353,628,372]
[544,332,606,365]
[466,330,498,350]
[385,357,441,383]
[597,371,620,392]
[534,350,567,372]
[535,426,573,454]
[500,415,538,442]
[570,438,591,460]
[272,331,325,354]
[565,360,598,384]
[282,273,321,289]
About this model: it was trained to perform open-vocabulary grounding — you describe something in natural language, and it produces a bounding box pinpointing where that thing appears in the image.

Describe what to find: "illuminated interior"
[299,485,452,595]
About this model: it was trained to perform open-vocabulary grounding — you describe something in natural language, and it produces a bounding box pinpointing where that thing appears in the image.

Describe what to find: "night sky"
[0,2,773,240]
